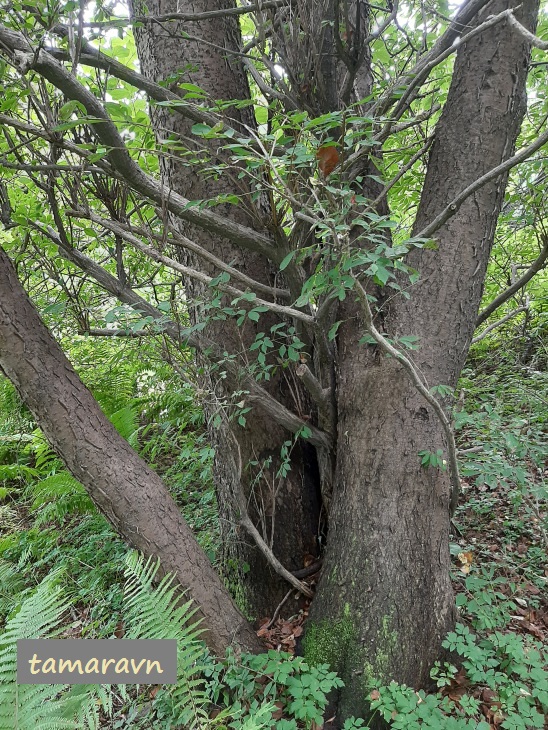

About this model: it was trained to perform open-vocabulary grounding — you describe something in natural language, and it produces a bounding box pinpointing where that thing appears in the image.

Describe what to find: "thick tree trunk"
[0,244,260,657]
[305,0,538,722]
[129,0,322,616]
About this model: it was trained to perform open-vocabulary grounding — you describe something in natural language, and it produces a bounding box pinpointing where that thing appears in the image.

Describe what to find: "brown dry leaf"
[457,551,474,574]
[521,620,544,641]
[272,702,284,720]
[370,690,381,701]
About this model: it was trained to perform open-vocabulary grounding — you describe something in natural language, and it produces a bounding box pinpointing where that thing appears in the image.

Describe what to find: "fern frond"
[25,473,94,524]
[0,573,76,730]
[109,406,139,447]
[122,552,210,729]
[0,574,114,730]
[0,559,26,616]
[0,464,39,482]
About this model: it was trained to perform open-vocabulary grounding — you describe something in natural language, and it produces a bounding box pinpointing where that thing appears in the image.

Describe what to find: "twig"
[506,11,548,50]
[365,136,433,211]
[0,28,279,261]
[471,305,529,344]
[30,221,332,449]
[80,328,148,337]
[266,589,293,629]
[372,0,492,118]
[65,212,314,324]
[377,7,514,138]
[415,129,548,241]
[476,237,548,325]
[82,1,288,27]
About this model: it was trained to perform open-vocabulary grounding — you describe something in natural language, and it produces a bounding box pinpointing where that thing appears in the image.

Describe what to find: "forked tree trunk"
[305,0,538,720]
[0,0,539,723]
[0,245,260,657]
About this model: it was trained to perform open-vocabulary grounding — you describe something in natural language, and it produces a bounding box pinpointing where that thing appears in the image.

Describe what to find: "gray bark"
[128,0,322,615]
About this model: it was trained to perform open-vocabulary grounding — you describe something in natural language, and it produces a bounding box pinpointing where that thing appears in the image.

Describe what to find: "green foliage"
[122,552,210,729]
[0,572,110,730]
[368,625,547,729]
[205,649,344,729]
[26,472,94,526]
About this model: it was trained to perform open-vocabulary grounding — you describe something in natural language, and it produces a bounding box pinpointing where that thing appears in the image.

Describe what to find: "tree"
[0,0,546,722]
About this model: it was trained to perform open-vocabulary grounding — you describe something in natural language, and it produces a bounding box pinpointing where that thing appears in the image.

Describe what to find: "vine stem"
[352,276,461,516]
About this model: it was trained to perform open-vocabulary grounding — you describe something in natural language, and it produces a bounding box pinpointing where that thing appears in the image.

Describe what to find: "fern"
[0,573,76,730]
[25,473,94,525]
[0,574,113,730]
[108,406,139,447]
[122,551,211,729]
[0,559,26,617]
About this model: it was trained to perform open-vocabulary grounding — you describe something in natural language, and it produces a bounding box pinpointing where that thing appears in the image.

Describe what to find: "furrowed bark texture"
[0,245,260,657]
[305,0,538,721]
[129,0,321,616]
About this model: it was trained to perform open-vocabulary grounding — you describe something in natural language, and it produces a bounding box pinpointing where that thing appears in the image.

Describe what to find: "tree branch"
[296,362,334,430]
[471,305,529,344]
[66,211,315,325]
[30,222,331,449]
[81,1,287,27]
[415,129,548,241]
[506,11,548,49]
[476,237,548,325]
[0,27,278,261]
[372,0,492,118]
[69,210,291,301]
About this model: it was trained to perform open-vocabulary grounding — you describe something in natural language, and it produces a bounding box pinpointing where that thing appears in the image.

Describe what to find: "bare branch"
[81,328,148,337]
[471,305,529,344]
[81,1,287,27]
[296,362,334,429]
[373,0,492,118]
[71,210,291,301]
[476,236,548,325]
[415,129,548,241]
[66,211,315,325]
[30,222,331,449]
[366,136,433,211]
[506,11,548,49]
[352,277,461,516]
[230,427,313,598]
[239,510,313,597]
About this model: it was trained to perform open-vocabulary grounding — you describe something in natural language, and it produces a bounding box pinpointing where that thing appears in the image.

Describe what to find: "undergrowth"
[0,337,546,728]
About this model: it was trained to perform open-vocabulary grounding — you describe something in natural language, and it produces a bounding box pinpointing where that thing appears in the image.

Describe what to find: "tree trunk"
[129,0,322,616]
[0,244,260,657]
[305,0,538,721]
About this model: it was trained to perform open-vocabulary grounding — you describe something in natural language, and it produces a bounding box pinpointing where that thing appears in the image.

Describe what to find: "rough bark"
[128,0,322,616]
[304,0,538,722]
[0,244,260,657]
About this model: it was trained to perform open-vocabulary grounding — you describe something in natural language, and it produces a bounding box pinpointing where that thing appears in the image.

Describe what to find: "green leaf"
[191,123,213,136]
[279,251,296,271]
[328,321,342,340]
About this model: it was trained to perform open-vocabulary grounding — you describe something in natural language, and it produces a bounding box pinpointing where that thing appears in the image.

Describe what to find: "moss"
[361,612,399,685]
[303,616,356,670]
